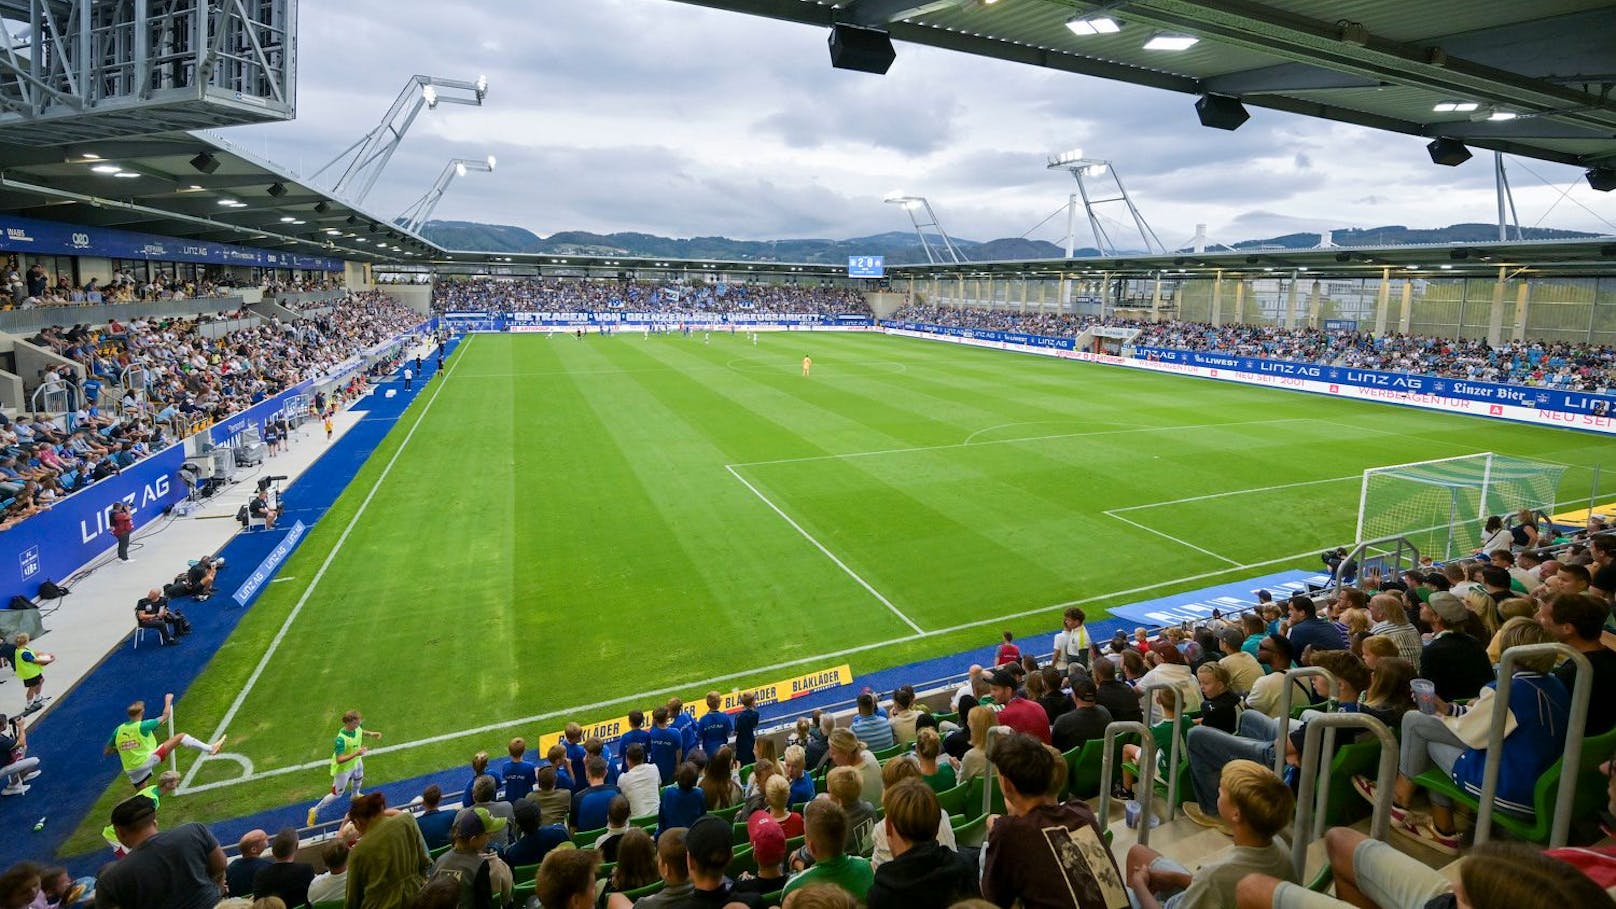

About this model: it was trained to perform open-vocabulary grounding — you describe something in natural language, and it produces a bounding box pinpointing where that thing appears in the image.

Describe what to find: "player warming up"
[105,695,226,786]
[307,709,382,826]
[802,354,812,377]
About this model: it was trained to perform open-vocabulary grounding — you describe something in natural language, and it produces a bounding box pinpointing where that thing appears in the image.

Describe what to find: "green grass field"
[64,330,1615,852]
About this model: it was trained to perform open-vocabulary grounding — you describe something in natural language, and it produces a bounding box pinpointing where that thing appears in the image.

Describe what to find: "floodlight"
[1065,15,1120,35]
[455,162,467,178]
[1426,137,1472,166]
[113,171,139,178]
[422,85,439,108]
[486,156,497,170]
[883,189,907,203]
[475,75,489,96]
[217,198,238,206]
[1084,163,1109,177]
[1144,33,1198,50]
[1487,110,1517,121]
[1585,167,1616,192]
[279,216,297,222]
[314,201,330,213]
[90,164,121,174]
[1432,101,1479,113]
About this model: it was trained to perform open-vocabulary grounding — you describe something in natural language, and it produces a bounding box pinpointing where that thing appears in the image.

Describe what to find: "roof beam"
[1202,62,1382,95]
[842,0,962,27]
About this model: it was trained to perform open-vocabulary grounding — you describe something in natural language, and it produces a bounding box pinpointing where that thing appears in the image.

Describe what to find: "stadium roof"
[662,0,1616,173]
[0,131,439,265]
[884,236,1616,279]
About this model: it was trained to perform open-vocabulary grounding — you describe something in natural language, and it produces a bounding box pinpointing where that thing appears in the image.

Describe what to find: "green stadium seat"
[739,762,756,786]
[512,861,540,885]
[629,812,658,830]
[727,845,756,879]
[429,843,451,859]
[952,812,988,847]
[1063,738,1114,800]
[573,826,608,846]
[710,802,745,823]
[312,902,344,909]
[934,781,972,817]
[932,712,958,726]
[784,835,805,856]
[624,879,665,900]
[872,743,907,762]
[761,889,783,907]
[1411,726,1616,844]
[733,821,751,845]
[511,880,535,907]
[596,861,616,880]
[789,801,808,814]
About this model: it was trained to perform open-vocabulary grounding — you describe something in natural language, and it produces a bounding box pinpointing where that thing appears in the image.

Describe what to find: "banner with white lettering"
[2,444,186,597]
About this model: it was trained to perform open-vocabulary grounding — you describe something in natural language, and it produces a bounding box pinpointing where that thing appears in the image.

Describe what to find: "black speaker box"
[829,24,895,75]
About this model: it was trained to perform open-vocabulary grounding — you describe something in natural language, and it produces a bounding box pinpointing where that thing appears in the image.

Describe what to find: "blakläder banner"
[0,212,343,271]
[2,444,188,598]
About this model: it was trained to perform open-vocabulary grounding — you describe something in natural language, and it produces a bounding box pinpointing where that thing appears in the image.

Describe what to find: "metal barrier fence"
[1273,667,1338,776]
[1290,713,1397,878]
[1476,642,1592,847]
[1098,721,1157,845]
[1138,682,1185,822]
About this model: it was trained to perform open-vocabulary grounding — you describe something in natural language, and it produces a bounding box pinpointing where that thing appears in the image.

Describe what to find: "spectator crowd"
[433,278,871,318]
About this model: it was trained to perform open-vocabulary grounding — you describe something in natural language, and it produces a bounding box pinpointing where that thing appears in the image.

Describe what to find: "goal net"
[1356,453,1567,561]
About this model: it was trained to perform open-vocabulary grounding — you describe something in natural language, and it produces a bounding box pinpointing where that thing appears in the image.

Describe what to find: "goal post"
[1357,453,1568,561]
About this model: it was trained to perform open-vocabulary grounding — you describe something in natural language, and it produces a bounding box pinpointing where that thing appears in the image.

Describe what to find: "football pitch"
[66,330,1614,850]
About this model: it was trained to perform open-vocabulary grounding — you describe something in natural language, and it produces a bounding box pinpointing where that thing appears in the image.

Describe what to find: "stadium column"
[1398,279,1414,334]
[1284,273,1300,329]
[1486,266,1509,346]
[1511,281,1530,342]
[1233,278,1246,324]
[1019,277,1028,312]
[1150,273,1162,323]
[1307,279,1323,330]
[1373,268,1392,336]
[957,274,964,310]
[1210,270,1224,326]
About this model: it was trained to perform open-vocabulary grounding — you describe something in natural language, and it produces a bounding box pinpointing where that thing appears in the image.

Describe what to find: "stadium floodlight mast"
[310,74,490,205]
[397,156,498,234]
[1046,149,1166,256]
[882,191,966,264]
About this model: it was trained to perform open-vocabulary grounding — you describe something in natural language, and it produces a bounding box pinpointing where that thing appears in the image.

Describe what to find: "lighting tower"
[1046,150,1166,256]
[398,157,498,234]
[882,192,966,264]
[311,74,490,204]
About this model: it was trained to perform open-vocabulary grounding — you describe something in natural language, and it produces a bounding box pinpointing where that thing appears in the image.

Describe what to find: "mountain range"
[418,220,1606,264]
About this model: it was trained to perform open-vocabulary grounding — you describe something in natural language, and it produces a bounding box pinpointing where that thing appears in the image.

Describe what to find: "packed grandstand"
[0,268,1613,909]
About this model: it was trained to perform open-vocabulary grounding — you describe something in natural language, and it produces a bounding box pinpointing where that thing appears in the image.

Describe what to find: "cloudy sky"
[226,0,1616,247]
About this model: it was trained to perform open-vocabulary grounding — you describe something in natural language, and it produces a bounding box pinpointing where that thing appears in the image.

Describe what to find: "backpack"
[428,855,492,909]
[37,579,69,599]
[8,595,35,611]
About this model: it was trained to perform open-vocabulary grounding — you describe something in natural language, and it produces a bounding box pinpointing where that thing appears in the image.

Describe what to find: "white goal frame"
[1356,452,1565,560]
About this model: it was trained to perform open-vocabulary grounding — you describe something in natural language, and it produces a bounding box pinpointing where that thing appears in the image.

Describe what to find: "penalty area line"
[180,540,1343,794]
[179,336,475,791]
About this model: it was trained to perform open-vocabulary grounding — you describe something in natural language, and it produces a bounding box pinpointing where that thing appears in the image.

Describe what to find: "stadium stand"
[433,277,871,317]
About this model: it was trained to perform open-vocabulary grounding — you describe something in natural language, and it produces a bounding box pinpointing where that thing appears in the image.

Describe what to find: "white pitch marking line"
[1104,510,1243,566]
[730,418,1316,469]
[179,538,1347,793]
[1108,475,1361,513]
[269,577,298,583]
[179,336,475,791]
[725,464,924,635]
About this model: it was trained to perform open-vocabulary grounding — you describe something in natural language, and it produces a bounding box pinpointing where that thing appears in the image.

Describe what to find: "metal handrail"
[28,379,77,415]
[1290,712,1397,879]
[1331,535,1421,588]
[1138,681,1185,821]
[1475,642,1592,847]
[1098,720,1157,845]
[1274,667,1337,776]
[118,364,148,415]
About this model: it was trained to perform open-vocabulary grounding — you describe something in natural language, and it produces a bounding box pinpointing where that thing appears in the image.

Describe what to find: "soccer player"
[105,695,225,786]
[102,770,180,855]
[307,709,383,826]
[802,355,812,377]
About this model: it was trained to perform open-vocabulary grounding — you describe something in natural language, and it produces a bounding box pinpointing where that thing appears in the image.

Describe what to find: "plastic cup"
[1411,678,1437,714]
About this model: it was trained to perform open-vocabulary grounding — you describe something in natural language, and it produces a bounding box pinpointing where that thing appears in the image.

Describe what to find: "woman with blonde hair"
[957,707,997,785]
[913,727,957,793]
[1359,635,1398,670]
[1465,587,1505,638]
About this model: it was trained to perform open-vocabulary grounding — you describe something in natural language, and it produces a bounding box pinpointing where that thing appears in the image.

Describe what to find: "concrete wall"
[345,261,371,290]
[0,368,24,413]
[864,291,907,320]
[12,338,83,404]
[248,300,300,323]
[380,284,432,313]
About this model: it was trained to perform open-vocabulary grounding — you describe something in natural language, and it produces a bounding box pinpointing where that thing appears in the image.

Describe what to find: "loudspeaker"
[314,201,330,213]
[267,182,287,197]
[1195,94,1249,131]
[190,152,220,174]
[1426,137,1472,167]
[829,24,895,75]
[1587,167,1616,192]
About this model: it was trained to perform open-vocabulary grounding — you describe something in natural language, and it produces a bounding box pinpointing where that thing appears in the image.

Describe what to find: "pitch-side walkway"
[0,340,446,873]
